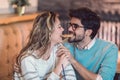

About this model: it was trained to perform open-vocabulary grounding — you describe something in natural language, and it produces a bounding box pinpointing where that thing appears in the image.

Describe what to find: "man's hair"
[69,7,100,39]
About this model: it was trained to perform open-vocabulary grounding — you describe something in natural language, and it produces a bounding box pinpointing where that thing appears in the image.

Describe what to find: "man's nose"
[68,26,73,32]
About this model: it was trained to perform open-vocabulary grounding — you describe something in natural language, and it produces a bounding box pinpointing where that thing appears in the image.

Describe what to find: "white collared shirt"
[84,38,96,50]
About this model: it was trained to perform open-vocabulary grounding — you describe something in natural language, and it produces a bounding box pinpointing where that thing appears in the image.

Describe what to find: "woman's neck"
[41,42,57,60]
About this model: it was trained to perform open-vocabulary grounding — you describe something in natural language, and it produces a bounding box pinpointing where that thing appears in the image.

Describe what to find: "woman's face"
[50,17,64,44]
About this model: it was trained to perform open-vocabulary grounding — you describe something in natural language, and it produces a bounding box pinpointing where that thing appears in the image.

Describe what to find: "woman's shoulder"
[21,50,37,63]
[21,55,35,64]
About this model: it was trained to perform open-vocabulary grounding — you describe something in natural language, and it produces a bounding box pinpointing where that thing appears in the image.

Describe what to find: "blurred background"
[0,0,120,80]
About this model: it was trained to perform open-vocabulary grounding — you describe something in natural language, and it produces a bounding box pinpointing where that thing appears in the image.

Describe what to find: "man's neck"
[77,37,92,49]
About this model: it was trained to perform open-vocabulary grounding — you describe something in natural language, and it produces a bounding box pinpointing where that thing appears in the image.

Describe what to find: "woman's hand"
[53,52,69,76]
[57,45,75,63]
[57,53,70,68]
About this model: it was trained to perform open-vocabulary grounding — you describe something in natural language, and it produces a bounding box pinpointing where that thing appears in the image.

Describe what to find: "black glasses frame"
[68,23,84,30]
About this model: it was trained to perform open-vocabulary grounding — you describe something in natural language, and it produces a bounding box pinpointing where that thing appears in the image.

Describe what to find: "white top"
[84,38,96,50]
[14,44,76,80]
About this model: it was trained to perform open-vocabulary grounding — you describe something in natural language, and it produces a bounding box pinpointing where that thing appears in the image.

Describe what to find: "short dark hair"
[69,7,100,39]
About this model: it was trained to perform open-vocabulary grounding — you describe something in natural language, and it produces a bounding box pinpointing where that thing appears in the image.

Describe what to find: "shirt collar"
[84,38,96,50]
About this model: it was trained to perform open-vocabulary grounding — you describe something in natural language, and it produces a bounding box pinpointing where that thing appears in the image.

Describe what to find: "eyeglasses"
[68,23,84,30]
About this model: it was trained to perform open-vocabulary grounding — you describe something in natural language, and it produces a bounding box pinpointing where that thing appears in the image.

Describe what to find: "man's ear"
[85,29,92,36]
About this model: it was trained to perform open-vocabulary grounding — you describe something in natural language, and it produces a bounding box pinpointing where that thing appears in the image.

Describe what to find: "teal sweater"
[64,38,118,80]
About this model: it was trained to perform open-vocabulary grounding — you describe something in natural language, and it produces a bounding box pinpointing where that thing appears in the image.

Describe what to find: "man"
[57,7,118,80]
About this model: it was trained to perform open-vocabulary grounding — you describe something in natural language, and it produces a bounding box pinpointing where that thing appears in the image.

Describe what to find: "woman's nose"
[61,27,64,31]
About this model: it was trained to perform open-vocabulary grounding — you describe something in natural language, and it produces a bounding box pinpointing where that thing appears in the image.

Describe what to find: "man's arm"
[71,58,98,80]
[58,43,118,80]
[57,45,101,80]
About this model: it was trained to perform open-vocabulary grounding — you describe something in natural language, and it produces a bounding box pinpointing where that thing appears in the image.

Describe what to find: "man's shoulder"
[96,38,118,49]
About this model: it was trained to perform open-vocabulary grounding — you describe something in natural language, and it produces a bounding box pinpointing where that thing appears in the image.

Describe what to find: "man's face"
[68,17,86,43]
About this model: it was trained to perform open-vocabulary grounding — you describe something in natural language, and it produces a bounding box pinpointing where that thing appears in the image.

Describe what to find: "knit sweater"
[14,44,76,80]
[64,38,118,80]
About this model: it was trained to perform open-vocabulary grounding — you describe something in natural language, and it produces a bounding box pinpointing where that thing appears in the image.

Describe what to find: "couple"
[14,7,118,80]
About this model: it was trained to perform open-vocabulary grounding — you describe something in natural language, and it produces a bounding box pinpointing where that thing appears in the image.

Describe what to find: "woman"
[14,11,76,80]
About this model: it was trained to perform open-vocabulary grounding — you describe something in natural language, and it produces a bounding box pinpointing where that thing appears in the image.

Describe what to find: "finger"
[65,53,70,59]
[58,45,68,51]
[57,48,64,53]
[58,45,64,49]
[57,51,69,58]
[61,54,69,61]
[57,48,69,53]
[61,53,66,58]
[57,52,65,57]
[56,49,65,56]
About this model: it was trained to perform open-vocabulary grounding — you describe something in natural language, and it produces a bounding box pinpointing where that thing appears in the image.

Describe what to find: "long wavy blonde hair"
[16,11,57,73]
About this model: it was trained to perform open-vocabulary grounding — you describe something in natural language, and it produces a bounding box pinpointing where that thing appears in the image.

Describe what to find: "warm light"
[117,51,120,73]
[118,51,120,63]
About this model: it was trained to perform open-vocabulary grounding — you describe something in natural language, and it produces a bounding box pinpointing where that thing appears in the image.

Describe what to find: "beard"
[68,34,85,43]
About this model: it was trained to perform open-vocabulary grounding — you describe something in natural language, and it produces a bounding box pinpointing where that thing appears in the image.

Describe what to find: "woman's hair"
[16,11,57,72]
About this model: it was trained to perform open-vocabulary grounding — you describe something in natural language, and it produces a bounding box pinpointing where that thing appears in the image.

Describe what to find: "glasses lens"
[73,24,79,29]
[69,23,80,29]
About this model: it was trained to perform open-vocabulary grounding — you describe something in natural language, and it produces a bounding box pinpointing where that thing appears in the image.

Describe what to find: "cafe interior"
[0,0,120,80]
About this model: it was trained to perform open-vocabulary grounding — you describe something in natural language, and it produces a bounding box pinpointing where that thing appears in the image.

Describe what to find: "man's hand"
[14,63,20,73]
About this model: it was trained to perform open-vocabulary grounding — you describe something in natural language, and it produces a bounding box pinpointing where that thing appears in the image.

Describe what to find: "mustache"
[68,31,76,36]
[68,31,73,34]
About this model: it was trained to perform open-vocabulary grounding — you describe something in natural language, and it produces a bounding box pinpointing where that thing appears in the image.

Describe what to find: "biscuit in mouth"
[61,34,73,38]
